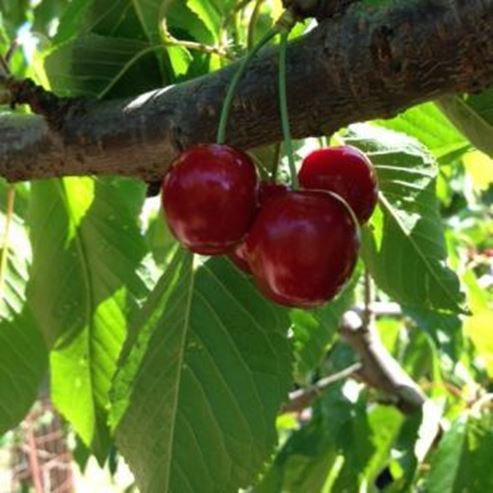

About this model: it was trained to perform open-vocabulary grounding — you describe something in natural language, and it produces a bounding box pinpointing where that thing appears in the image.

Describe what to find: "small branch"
[4,77,86,129]
[281,363,362,413]
[24,417,44,493]
[340,310,426,414]
[363,268,373,329]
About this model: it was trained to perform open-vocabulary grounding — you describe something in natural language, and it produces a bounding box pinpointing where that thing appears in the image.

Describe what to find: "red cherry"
[228,181,289,274]
[228,181,290,274]
[162,144,258,255]
[258,182,290,206]
[299,146,378,224]
[229,242,251,273]
[245,190,359,308]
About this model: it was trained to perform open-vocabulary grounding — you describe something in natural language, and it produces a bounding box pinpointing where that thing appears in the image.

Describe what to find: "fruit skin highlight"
[299,146,378,224]
[245,190,359,308]
[162,144,258,255]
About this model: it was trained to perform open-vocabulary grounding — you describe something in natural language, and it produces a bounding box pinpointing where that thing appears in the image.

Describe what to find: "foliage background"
[0,0,493,491]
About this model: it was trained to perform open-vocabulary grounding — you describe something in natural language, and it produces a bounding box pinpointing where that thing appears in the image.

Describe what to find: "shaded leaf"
[0,309,48,435]
[291,265,361,380]
[111,251,292,493]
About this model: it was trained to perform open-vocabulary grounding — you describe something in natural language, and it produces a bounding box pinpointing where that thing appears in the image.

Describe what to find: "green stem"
[278,30,298,189]
[270,143,282,183]
[247,0,265,51]
[216,27,278,145]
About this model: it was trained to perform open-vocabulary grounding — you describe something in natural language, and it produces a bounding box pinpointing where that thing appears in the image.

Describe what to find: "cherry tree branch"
[340,311,426,414]
[0,0,492,182]
[281,363,362,413]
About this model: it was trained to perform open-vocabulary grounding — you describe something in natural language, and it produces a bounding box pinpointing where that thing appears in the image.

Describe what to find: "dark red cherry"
[245,190,359,308]
[162,144,258,255]
[229,241,251,273]
[228,181,290,274]
[299,146,378,224]
[258,182,290,206]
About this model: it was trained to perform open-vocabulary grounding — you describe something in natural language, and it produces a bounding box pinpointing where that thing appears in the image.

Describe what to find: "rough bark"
[0,0,492,182]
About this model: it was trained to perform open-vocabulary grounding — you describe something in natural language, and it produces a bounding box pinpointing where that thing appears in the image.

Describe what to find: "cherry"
[245,190,359,308]
[258,182,290,205]
[162,144,258,255]
[228,182,290,274]
[298,145,378,224]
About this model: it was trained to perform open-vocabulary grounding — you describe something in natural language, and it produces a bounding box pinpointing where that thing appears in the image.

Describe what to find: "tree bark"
[0,0,492,182]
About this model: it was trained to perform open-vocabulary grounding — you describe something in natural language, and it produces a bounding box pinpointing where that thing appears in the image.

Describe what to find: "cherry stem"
[270,142,282,183]
[278,30,299,189]
[216,27,278,145]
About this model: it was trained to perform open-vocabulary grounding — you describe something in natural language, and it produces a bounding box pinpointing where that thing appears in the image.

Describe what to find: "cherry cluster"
[161,143,378,308]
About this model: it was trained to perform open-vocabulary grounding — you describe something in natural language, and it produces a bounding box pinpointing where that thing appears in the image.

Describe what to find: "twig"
[354,301,402,317]
[5,40,18,65]
[470,393,493,415]
[363,267,373,329]
[340,310,426,414]
[25,417,44,493]
[281,363,362,413]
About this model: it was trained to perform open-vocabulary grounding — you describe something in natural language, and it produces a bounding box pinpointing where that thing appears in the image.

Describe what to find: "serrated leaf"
[0,185,31,320]
[111,250,292,493]
[376,102,471,164]
[0,309,48,435]
[187,0,222,42]
[426,414,493,492]
[438,91,493,158]
[44,33,163,97]
[27,177,148,461]
[0,182,48,435]
[345,124,465,313]
[46,0,173,98]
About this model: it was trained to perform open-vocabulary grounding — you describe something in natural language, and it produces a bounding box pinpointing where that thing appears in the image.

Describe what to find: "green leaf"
[365,406,404,486]
[255,384,374,492]
[438,90,493,158]
[44,33,163,98]
[345,124,465,313]
[144,200,177,267]
[186,0,223,42]
[426,414,493,492]
[0,185,31,320]
[0,182,48,435]
[0,309,48,435]
[464,309,493,379]
[292,265,361,380]
[111,250,292,493]
[404,307,463,361]
[27,177,149,461]
[376,102,471,164]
